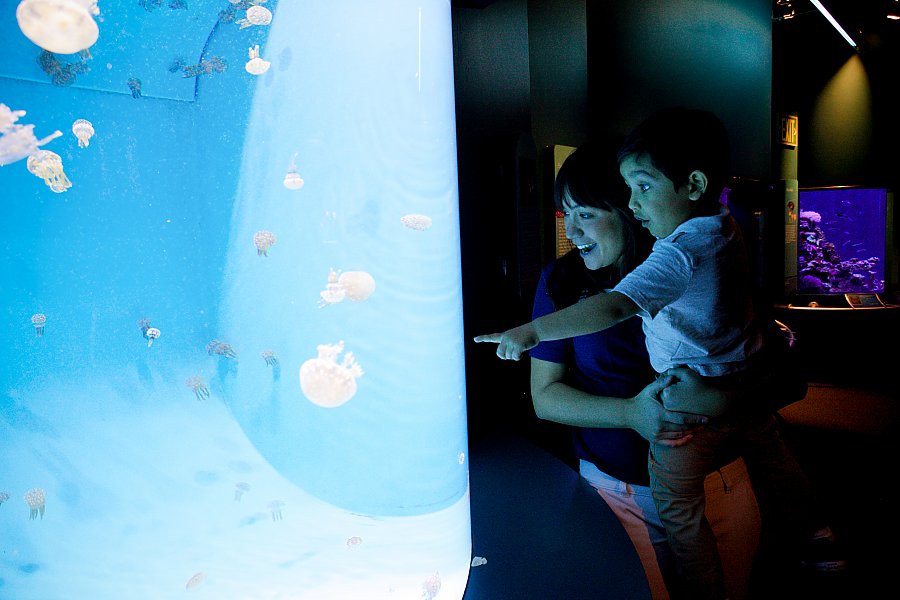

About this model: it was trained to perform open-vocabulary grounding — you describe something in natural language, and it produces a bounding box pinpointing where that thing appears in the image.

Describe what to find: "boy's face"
[619,152,697,239]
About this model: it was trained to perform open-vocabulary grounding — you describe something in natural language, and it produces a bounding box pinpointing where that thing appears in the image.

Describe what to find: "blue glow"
[0,1,470,597]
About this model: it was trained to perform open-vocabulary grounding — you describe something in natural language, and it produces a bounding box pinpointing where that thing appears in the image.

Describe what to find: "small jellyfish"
[71,118,93,148]
[422,571,441,600]
[16,0,100,55]
[339,271,376,302]
[27,150,71,193]
[253,230,277,257]
[299,341,364,408]
[0,490,10,506]
[206,339,238,359]
[234,482,250,501]
[268,499,285,521]
[318,268,346,308]
[346,536,363,549]
[31,313,46,336]
[259,350,278,367]
[138,318,151,336]
[186,376,210,401]
[458,452,466,465]
[24,488,45,520]
[145,327,161,347]
[127,77,142,99]
[283,152,304,190]
[236,4,273,29]
[245,45,271,76]
[470,556,487,567]
[401,214,433,231]
[185,571,205,590]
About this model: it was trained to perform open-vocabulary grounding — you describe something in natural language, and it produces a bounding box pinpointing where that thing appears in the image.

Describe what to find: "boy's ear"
[686,170,708,201]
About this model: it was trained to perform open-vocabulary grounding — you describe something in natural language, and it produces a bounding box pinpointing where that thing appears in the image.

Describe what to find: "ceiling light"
[809,0,857,47]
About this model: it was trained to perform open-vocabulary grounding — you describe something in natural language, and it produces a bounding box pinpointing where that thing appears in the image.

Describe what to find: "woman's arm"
[530,358,706,445]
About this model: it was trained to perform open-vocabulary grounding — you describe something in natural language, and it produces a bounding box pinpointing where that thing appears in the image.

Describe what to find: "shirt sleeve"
[613,238,693,318]
[529,265,571,365]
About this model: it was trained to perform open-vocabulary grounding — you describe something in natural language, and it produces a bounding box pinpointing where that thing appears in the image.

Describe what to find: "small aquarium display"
[797,187,890,295]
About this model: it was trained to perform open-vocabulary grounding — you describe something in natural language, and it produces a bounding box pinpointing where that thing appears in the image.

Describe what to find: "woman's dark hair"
[547,140,653,310]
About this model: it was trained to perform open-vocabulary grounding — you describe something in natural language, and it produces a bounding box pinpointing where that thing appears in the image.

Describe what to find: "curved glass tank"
[0,1,470,598]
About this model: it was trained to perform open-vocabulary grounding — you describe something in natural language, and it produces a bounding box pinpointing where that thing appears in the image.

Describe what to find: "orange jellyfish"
[422,571,442,600]
[299,341,363,408]
[71,118,94,147]
[24,488,45,520]
[185,571,205,590]
[206,339,237,359]
[268,499,285,521]
[283,152,304,190]
[253,230,277,256]
[30,313,46,336]
[401,213,433,231]
[186,376,210,401]
[16,0,100,55]
[245,45,270,75]
[27,150,71,192]
[259,350,278,367]
[234,482,250,501]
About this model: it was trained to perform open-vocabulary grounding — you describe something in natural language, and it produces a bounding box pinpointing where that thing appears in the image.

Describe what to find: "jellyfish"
[245,45,271,76]
[71,118,94,148]
[236,4,272,29]
[26,150,71,193]
[206,339,237,359]
[259,350,278,367]
[138,318,151,336]
[470,556,488,567]
[127,77,142,99]
[299,341,364,408]
[422,571,442,600]
[346,536,363,549]
[318,268,346,308]
[457,451,466,465]
[268,499,284,521]
[185,571,205,590]
[31,313,46,335]
[283,152,304,190]
[0,491,10,506]
[145,327,160,347]
[339,271,376,302]
[186,376,210,401]
[16,0,100,55]
[234,482,250,501]
[0,104,63,167]
[401,213,433,231]
[24,488,45,520]
[253,230,277,257]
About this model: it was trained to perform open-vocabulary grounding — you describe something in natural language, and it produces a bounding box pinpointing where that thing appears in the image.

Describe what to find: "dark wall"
[453,0,774,446]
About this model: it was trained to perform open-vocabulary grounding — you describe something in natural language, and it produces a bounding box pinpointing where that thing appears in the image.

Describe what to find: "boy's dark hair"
[548,140,653,309]
[617,107,730,206]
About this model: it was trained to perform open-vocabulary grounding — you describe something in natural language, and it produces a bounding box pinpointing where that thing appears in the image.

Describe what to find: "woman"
[529,141,761,600]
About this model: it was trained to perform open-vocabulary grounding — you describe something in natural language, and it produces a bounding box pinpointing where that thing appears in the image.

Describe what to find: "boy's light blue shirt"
[613,206,763,376]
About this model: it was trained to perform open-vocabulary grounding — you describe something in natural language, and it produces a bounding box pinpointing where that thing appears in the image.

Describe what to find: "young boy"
[476,108,840,599]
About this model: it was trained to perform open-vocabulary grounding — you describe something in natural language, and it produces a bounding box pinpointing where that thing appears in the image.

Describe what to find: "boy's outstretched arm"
[474,291,640,360]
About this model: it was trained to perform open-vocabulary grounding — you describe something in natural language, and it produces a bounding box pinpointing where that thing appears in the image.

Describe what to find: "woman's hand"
[629,375,708,446]
[659,366,733,418]
[474,323,540,361]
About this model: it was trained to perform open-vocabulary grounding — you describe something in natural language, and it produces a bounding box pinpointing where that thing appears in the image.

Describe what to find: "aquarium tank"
[0,1,471,598]
[797,186,891,296]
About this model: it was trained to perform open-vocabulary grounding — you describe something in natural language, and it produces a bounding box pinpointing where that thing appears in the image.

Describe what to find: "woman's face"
[561,195,627,271]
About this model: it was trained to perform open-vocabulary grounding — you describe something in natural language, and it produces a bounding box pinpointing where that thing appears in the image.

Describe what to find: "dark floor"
[490,381,898,599]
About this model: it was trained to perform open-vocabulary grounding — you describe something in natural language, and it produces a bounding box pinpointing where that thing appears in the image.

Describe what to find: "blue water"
[1,1,470,598]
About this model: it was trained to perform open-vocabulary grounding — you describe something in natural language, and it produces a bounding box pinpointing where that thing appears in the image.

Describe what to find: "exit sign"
[778,114,798,147]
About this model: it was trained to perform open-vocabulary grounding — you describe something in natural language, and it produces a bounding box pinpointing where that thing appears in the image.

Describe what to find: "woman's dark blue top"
[531,262,656,485]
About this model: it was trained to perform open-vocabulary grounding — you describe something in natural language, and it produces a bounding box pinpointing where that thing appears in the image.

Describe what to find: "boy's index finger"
[473,334,502,343]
